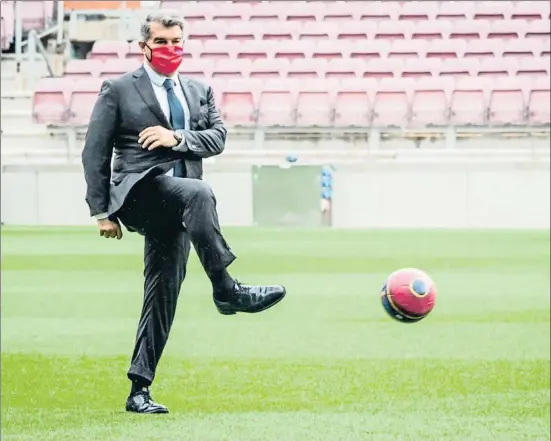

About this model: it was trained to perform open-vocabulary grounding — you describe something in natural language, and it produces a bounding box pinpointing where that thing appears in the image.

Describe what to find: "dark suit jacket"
[81,66,227,218]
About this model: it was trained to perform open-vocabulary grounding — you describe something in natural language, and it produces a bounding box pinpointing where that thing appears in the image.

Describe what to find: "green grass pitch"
[2,227,550,441]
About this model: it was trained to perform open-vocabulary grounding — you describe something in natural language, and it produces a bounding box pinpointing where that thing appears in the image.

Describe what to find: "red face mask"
[146,45,184,76]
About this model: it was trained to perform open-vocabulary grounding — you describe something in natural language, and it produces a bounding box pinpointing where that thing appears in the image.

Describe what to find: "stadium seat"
[336,21,375,40]
[64,59,102,79]
[286,58,326,78]
[501,38,540,57]
[426,40,467,59]
[388,39,427,59]
[398,1,439,21]
[99,59,140,79]
[257,79,297,126]
[178,59,215,79]
[363,58,402,78]
[438,58,479,77]
[261,21,300,40]
[401,58,440,78]
[488,77,526,125]
[32,77,70,125]
[219,79,260,126]
[273,40,315,60]
[487,20,524,39]
[410,77,454,127]
[1,1,14,50]
[372,78,413,127]
[19,0,53,32]
[249,58,288,79]
[411,20,451,40]
[127,41,143,61]
[212,59,250,78]
[187,21,223,41]
[449,77,490,126]
[333,78,375,126]
[358,1,400,21]
[541,39,551,57]
[178,2,215,22]
[296,80,335,126]
[285,1,325,22]
[449,20,491,40]
[525,19,551,39]
[248,2,285,21]
[236,40,272,61]
[324,58,365,79]
[437,1,474,21]
[299,22,338,41]
[375,21,415,40]
[477,58,518,77]
[527,77,551,125]
[312,40,350,60]
[512,1,550,21]
[212,2,251,21]
[322,1,359,22]
[473,1,513,21]
[350,40,390,59]
[69,79,104,126]
[463,39,503,59]
[201,40,238,60]
[182,39,204,59]
[88,40,129,60]
[517,58,550,78]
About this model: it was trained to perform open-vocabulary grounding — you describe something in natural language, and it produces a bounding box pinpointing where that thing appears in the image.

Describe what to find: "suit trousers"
[116,175,236,385]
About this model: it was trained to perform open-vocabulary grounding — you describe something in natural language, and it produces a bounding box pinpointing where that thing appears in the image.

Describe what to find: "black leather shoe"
[214,281,286,315]
[125,388,169,414]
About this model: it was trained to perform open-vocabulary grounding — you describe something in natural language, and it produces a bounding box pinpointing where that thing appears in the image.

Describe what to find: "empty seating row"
[159,1,551,22]
[0,1,54,39]
[32,76,550,128]
[88,37,551,61]
[63,57,550,80]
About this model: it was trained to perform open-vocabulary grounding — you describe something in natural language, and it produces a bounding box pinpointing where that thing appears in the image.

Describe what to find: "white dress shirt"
[95,63,191,221]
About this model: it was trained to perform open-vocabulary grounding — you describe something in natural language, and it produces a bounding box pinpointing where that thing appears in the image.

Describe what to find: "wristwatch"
[173,131,183,144]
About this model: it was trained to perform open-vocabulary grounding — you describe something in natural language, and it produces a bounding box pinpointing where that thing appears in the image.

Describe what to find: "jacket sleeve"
[173,85,227,159]
[81,80,118,217]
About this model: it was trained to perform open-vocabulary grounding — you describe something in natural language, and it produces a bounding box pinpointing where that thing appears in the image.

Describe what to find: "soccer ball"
[380,268,437,323]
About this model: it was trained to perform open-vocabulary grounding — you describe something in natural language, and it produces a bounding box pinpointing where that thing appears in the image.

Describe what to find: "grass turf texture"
[1,227,550,441]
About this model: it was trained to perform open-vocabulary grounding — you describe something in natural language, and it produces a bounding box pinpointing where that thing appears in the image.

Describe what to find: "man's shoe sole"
[215,289,286,315]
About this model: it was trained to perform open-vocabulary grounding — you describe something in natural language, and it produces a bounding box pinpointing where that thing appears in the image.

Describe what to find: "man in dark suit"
[81,11,286,415]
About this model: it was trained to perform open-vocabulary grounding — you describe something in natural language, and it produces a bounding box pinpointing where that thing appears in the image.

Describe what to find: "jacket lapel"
[132,66,172,129]
[178,75,199,129]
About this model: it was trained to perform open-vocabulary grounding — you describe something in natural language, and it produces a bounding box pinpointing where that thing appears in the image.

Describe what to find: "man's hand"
[98,219,123,240]
[139,126,178,150]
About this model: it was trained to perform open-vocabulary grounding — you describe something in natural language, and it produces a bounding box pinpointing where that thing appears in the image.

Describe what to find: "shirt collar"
[143,62,178,88]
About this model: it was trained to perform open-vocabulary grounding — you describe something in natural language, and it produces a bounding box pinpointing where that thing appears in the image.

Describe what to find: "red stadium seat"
[324,58,365,79]
[178,2,215,22]
[477,58,518,78]
[312,40,350,60]
[187,21,222,41]
[334,79,375,126]
[127,41,143,61]
[410,77,453,127]
[285,2,324,22]
[411,20,451,40]
[296,80,335,126]
[449,20,490,40]
[541,38,551,57]
[388,39,427,59]
[212,2,251,21]
[273,40,315,60]
[487,20,524,39]
[182,39,204,59]
[322,1,359,22]
[350,40,390,59]
[336,21,375,40]
[473,1,513,21]
[525,19,551,39]
[375,21,415,40]
[248,2,285,22]
[449,77,490,126]
[372,78,413,127]
[512,1,550,21]
[212,59,251,79]
[261,21,300,40]
[201,40,238,60]
[501,38,540,57]
[426,40,467,59]
[399,1,439,21]
[178,59,215,79]
[88,40,128,60]
[299,22,338,41]
[363,58,402,79]
[236,40,272,60]
[463,39,503,59]
[516,58,550,78]
[359,1,400,21]
[401,58,440,78]
[438,58,479,77]
[257,79,297,126]
[99,59,140,79]
[64,59,101,79]
[249,58,288,79]
[69,79,104,126]
[224,21,263,41]
[436,2,473,21]
[219,79,260,126]
[488,77,526,125]
[286,58,326,79]
[527,77,551,125]
[32,77,70,125]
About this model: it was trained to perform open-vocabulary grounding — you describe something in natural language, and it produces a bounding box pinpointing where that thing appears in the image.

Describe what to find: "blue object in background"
[321,165,333,200]
[286,154,298,163]
[321,188,333,199]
